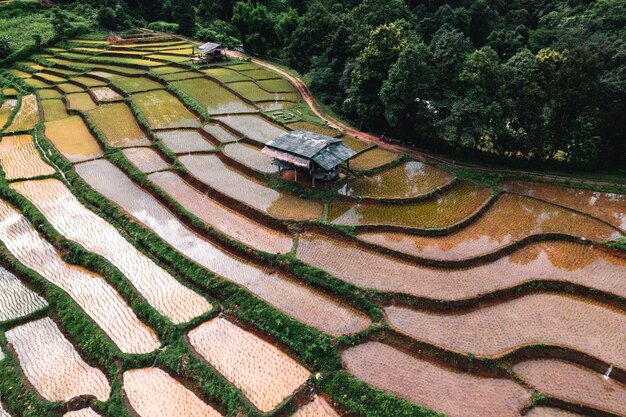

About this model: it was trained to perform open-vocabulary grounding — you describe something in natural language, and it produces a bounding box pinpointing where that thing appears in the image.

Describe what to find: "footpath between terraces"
[227,50,625,191]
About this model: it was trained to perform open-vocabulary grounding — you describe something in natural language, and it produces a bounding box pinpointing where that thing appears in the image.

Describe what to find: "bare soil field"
[0,265,47,323]
[188,318,310,412]
[343,341,531,417]
[297,234,626,300]
[11,179,211,324]
[513,359,626,415]
[123,368,222,417]
[76,160,368,334]
[5,95,38,133]
[503,179,626,231]
[385,293,626,368]
[0,134,55,180]
[359,193,621,260]
[6,317,110,402]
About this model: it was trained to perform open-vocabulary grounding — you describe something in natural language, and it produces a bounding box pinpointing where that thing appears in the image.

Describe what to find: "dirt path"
[227,50,624,190]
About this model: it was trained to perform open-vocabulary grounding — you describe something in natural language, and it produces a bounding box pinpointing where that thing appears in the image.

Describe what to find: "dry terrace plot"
[329,181,492,229]
[44,116,104,163]
[180,154,323,220]
[342,135,373,152]
[386,293,626,368]
[87,102,151,147]
[0,99,17,128]
[297,235,626,301]
[6,317,110,402]
[222,142,278,173]
[109,75,163,93]
[63,408,102,417]
[258,79,296,93]
[132,90,201,129]
[154,129,215,153]
[0,134,55,180]
[172,78,257,114]
[76,160,368,334]
[526,408,585,417]
[57,82,85,94]
[24,78,50,89]
[339,160,454,199]
[70,76,108,88]
[202,123,240,143]
[122,147,170,173]
[503,179,626,231]
[513,360,626,415]
[0,404,9,417]
[11,179,211,324]
[228,81,296,102]
[348,147,402,171]
[0,265,47,323]
[38,89,62,100]
[359,193,622,260]
[91,87,122,103]
[41,99,69,122]
[293,396,339,417]
[287,121,338,137]
[66,92,98,111]
[0,199,159,354]
[150,171,292,253]
[240,68,282,80]
[188,318,310,412]
[214,114,287,144]
[160,71,204,81]
[4,95,38,133]
[35,72,66,84]
[343,342,530,417]
[256,101,298,112]
[123,368,222,417]
[202,67,251,83]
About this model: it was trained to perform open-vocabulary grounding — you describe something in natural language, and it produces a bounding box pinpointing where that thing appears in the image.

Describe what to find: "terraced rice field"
[386,293,626,367]
[359,193,622,260]
[122,147,169,173]
[4,95,38,133]
[11,179,211,323]
[339,160,454,199]
[154,129,215,153]
[44,116,104,162]
[503,179,626,231]
[329,181,492,228]
[343,342,531,417]
[6,317,110,402]
[180,154,323,220]
[0,199,159,354]
[188,318,310,412]
[149,171,292,253]
[2,36,624,417]
[123,368,222,417]
[76,160,367,334]
[88,103,150,147]
[215,114,287,144]
[298,235,626,300]
[132,90,200,129]
[0,134,55,180]
[513,360,626,415]
[0,266,47,322]
[172,78,257,114]
[222,142,277,173]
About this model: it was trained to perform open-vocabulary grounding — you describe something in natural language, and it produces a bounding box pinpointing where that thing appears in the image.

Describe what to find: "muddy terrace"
[0,35,624,417]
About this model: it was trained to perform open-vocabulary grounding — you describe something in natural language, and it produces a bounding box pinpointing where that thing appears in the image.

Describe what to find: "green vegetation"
[605,237,626,252]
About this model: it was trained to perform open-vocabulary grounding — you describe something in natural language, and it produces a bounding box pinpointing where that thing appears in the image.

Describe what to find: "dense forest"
[2,0,625,167]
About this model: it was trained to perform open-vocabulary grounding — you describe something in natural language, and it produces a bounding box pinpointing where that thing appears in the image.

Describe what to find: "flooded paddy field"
[44,116,103,162]
[359,193,622,260]
[0,199,159,354]
[132,90,200,129]
[293,396,340,417]
[329,181,493,229]
[202,123,241,143]
[215,114,287,144]
[188,318,309,412]
[0,134,55,180]
[343,341,531,417]
[180,154,323,220]
[4,95,38,133]
[0,99,17,128]
[122,147,170,173]
[202,67,251,83]
[513,359,626,415]
[76,160,366,334]
[386,293,626,368]
[88,102,151,147]
[6,317,110,402]
[222,142,278,174]
[172,78,257,114]
[155,129,215,153]
[0,266,47,323]
[12,179,211,324]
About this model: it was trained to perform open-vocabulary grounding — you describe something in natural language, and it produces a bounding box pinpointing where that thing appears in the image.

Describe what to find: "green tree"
[275,8,298,47]
[51,8,68,40]
[344,22,407,128]
[97,7,118,30]
[0,36,13,59]
[172,0,196,36]
[380,42,437,133]
[232,1,276,55]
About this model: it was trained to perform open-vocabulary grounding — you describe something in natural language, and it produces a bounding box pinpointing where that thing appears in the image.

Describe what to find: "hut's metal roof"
[199,42,224,54]
[263,130,356,171]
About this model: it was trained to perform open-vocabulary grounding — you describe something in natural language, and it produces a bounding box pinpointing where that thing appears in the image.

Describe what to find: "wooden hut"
[197,42,227,62]
[262,130,356,183]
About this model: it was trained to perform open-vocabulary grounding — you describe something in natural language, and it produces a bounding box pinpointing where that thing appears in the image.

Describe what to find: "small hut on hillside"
[197,42,227,62]
[262,130,356,183]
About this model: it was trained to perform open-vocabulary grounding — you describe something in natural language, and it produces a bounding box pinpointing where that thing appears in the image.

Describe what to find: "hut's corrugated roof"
[199,42,224,54]
[263,130,356,171]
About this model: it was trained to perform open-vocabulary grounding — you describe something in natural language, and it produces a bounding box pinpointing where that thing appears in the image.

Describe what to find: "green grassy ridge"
[605,238,626,252]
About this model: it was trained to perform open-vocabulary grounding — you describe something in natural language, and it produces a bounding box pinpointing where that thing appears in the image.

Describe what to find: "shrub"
[0,36,13,59]
[147,21,179,33]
